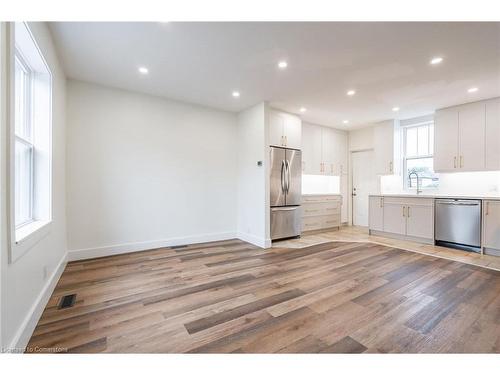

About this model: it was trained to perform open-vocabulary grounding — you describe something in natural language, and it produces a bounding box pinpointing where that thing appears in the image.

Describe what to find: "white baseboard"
[237,232,271,249]
[8,252,67,352]
[67,231,238,261]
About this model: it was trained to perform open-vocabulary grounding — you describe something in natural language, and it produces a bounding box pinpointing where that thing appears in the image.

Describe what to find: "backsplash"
[381,171,500,196]
[302,174,340,194]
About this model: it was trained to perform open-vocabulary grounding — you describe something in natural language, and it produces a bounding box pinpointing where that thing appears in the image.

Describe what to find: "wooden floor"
[27,237,500,353]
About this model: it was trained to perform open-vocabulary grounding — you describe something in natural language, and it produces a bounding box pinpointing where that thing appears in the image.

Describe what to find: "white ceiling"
[49,22,500,129]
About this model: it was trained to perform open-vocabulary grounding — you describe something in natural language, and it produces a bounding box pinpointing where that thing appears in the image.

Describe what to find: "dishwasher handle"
[436,200,480,206]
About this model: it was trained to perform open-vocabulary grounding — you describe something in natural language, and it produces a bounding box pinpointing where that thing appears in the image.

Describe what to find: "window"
[10,22,52,259]
[403,121,439,189]
[14,51,34,228]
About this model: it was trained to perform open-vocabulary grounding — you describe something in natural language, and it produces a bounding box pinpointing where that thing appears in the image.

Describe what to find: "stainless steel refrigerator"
[270,146,302,240]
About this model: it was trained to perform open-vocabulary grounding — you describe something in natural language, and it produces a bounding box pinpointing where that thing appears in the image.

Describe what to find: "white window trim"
[402,120,438,191]
[8,22,53,263]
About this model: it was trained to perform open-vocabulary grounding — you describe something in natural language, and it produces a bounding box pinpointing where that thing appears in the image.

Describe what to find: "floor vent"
[171,245,188,250]
[58,294,76,309]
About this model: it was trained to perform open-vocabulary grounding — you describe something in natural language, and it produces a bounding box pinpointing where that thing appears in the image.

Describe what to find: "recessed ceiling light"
[138,66,149,74]
[232,91,240,98]
[430,57,443,65]
[342,120,349,124]
[392,107,400,112]
[467,87,478,93]
[347,90,356,96]
[299,107,307,113]
[278,61,288,69]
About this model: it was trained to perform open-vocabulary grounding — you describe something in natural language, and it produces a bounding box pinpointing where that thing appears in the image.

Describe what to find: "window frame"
[8,22,53,263]
[402,120,438,190]
[14,49,35,229]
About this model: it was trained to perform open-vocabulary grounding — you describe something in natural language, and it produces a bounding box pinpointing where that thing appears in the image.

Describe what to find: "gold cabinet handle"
[284,135,288,147]
[281,135,284,146]
[380,197,383,208]
[460,155,463,168]
[486,202,489,215]
[407,206,410,217]
[454,156,457,168]
[389,161,393,173]
[402,206,406,217]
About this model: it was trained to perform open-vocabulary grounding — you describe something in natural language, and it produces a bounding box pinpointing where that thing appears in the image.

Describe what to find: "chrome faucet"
[408,171,422,194]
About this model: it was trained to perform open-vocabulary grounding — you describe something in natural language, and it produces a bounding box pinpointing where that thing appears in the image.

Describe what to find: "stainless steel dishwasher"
[435,199,481,252]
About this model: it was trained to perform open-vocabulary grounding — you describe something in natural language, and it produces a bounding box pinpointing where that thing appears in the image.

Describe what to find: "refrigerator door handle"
[285,160,290,194]
[280,160,286,194]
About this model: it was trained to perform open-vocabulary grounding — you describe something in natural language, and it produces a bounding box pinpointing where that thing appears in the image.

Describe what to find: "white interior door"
[352,150,377,227]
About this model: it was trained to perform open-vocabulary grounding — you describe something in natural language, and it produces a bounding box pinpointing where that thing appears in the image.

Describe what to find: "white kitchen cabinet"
[482,200,500,255]
[368,196,384,231]
[373,120,400,175]
[333,131,348,175]
[370,196,434,243]
[302,195,341,232]
[301,123,322,174]
[321,127,335,175]
[382,199,406,235]
[459,102,485,171]
[434,102,487,172]
[340,174,348,223]
[434,107,459,172]
[284,114,302,149]
[301,123,348,176]
[485,98,500,170]
[269,109,302,149]
[406,202,434,239]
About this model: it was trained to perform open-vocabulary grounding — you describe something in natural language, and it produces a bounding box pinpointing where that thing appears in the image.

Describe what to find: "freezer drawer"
[271,206,302,240]
[435,199,481,248]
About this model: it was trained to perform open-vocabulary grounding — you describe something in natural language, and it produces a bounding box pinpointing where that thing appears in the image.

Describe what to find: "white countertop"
[369,193,500,201]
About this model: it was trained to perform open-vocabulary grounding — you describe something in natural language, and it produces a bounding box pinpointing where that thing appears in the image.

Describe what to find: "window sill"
[11,220,52,263]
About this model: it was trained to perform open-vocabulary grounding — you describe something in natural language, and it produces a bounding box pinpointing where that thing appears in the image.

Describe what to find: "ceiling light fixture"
[392,107,400,112]
[232,91,240,98]
[430,57,443,65]
[299,107,307,113]
[347,90,356,96]
[278,61,288,69]
[467,87,478,93]
[342,120,349,124]
[138,66,149,74]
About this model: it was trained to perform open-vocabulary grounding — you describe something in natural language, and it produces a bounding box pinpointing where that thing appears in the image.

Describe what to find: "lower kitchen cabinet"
[483,200,500,256]
[382,198,406,235]
[368,196,384,231]
[302,194,341,232]
[406,202,434,239]
[369,196,434,243]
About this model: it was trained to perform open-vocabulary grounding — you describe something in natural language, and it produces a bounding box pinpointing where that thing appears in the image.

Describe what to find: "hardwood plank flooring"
[27,238,500,353]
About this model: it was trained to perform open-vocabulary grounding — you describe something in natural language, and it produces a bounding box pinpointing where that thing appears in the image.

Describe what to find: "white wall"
[349,126,374,151]
[236,102,270,248]
[66,80,238,259]
[0,22,67,349]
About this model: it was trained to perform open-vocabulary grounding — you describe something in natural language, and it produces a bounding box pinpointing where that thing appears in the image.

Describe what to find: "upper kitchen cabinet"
[459,102,485,171]
[373,120,400,175]
[302,123,322,174]
[269,109,302,149]
[485,98,500,170]
[434,100,494,173]
[301,123,348,176]
[434,107,459,171]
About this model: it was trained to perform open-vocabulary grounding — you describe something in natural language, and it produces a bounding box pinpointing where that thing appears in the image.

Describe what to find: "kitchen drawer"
[323,215,340,228]
[302,195,341,203]
[302,216,323,231]
[302,201,341,217]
